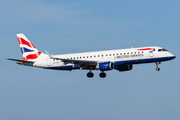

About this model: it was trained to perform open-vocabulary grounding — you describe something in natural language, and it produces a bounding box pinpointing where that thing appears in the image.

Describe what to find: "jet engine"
[96,62,114,71]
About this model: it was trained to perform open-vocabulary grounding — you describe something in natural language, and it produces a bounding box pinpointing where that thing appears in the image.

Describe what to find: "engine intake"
[96,62,114,71]
[118,64,133,72]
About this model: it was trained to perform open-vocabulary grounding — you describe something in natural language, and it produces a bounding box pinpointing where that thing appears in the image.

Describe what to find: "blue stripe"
[47,65,81,71]
[20,47,34,54]
[114,56,175,67]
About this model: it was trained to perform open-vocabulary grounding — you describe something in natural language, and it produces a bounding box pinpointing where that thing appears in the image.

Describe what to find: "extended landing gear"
[156,68,160,71]
[87,71,107,78]
[155,62,161,71]
[87,71,94,78]
[99,71,106,78]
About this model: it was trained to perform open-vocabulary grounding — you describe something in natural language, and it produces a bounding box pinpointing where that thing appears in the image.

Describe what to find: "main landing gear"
[155,62,161,71]
[87,71,106,78]
[99,71,106,78]
[87,71,94,78]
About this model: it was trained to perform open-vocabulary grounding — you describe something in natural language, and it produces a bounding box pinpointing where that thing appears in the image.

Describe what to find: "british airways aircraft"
[7,34,176,78]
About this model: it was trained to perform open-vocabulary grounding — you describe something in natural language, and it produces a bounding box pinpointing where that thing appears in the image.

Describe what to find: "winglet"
[45,50,57,59]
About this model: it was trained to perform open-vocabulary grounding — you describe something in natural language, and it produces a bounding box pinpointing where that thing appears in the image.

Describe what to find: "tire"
[99,72,106,78]
[156,68,160,71]
[87,72,94,78]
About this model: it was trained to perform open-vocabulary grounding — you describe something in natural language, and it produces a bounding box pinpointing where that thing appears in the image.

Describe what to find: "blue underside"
[46,56,175,71]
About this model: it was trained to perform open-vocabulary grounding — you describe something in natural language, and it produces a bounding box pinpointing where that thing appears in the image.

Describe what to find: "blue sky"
[1,0,180,120]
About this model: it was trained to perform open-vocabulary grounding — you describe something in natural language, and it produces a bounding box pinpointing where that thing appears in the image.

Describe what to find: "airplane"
[7,34,176,78]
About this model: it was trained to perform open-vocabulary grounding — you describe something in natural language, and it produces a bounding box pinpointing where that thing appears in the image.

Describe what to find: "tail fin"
[17,34,41,61]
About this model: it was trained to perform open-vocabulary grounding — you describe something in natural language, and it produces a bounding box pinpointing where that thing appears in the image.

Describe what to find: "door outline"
[149,50,154,57]
[47,58,51,66]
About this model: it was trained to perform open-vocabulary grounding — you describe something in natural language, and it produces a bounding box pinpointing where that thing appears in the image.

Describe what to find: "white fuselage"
[33,46,175,71]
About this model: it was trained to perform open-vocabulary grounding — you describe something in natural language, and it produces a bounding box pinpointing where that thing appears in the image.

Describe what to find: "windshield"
[162,48,168,51]
[158,48,168,52]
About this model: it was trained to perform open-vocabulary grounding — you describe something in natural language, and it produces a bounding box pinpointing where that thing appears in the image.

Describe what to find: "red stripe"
[17,37,36,48]
[137,48,155,51]
[23,52,41,60]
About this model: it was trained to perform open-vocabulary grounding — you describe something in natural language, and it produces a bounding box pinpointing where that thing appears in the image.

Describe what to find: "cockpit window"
[158,49,162,52]
[162,48,168,51]
[158,48,168,52]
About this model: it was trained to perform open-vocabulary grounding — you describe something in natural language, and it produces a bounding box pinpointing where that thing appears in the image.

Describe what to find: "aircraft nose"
[167,52,176,60]
[169,54,176,60]
[172,55,176,59]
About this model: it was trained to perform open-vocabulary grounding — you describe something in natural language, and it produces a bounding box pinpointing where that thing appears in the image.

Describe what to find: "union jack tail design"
[17,34,41,61]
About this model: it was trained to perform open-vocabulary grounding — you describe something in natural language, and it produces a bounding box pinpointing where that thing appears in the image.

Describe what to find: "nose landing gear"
[155,62,161,71]
[156,67,160,71]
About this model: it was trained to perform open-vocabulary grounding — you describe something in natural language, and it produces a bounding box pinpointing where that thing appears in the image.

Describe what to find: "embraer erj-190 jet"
[7,34,176,78]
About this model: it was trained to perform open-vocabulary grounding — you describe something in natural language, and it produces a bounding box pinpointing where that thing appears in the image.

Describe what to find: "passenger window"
[98,55,100,57]
[109,54,111,56]
[94,55,96,57]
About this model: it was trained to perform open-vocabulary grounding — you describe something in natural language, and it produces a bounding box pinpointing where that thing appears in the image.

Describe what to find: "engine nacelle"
[118,64,133,72]
[96,62,114,71]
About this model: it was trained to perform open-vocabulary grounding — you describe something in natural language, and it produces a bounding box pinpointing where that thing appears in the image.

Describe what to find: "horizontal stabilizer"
[6,58,34,63]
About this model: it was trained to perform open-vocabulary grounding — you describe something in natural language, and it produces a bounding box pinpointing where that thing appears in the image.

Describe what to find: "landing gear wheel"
[156,68,160,71]
[155,62,161,71]
[87,72,94,78]
[99,72,106,78]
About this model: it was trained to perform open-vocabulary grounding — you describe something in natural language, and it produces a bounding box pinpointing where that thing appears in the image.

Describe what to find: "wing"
[45,50,97,66]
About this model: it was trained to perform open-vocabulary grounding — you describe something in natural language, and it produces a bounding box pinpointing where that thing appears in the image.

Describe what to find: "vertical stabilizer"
[17,34,41,61]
